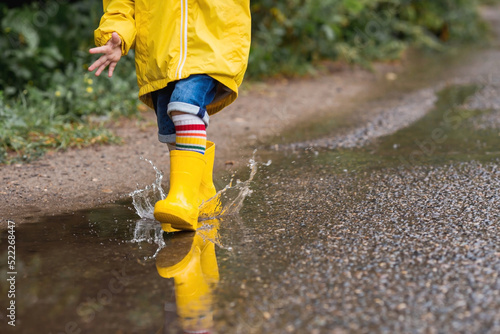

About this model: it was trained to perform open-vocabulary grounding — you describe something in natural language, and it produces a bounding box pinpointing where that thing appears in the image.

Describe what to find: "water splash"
[130,152,271,221]
[129,157,166,219]
[128,152,271,257]
[214,152,271,217]
[197,220,223,248]
[130,217,166,259]
[128,157,166,259]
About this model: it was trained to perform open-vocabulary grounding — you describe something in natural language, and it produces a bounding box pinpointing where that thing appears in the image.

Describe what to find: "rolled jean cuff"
[158,133,177,144]
[167,102,210,127]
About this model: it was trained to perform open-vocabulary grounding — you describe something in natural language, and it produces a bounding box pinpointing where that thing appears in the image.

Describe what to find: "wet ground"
[2,9,500,334]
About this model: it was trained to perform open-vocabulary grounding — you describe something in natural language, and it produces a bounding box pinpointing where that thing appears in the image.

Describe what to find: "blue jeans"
[151,74,218,143]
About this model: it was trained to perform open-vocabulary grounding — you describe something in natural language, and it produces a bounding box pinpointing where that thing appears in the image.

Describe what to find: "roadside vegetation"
[0,0,494,164]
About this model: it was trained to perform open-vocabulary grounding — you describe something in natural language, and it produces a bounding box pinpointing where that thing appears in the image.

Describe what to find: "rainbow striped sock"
[172,114,206,155]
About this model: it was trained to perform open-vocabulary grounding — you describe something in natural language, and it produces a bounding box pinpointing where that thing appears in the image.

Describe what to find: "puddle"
[0,203,164,333]
[376,84,499,162]
[285,83,500,174]
[0,156,266,334]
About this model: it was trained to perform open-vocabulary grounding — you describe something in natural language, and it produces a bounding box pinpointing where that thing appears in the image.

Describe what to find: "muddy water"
[5,205,180,331]
[2,25,500,334]
[0,158,264,334]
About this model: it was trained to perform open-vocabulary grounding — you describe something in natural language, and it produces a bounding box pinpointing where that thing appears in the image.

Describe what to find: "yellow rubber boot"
[199,219,220,282]
[199,141,222,219]
[200,141,217,200]
[154,150,206,231]
[156,231,218,333]
[160,142,218,232]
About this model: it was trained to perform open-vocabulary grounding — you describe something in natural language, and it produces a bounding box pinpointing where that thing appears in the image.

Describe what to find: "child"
[89,0,251,231]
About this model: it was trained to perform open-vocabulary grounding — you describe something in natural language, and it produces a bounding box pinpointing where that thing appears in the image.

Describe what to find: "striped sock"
[172,114,206,155]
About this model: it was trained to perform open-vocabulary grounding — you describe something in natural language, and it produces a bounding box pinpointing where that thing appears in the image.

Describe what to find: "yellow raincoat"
[94,0,251,115]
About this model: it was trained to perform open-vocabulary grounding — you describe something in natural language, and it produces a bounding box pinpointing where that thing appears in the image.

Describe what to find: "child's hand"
[88,32,122,77]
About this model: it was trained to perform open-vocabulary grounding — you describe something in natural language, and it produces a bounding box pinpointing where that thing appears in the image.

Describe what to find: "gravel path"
[213,7,500,332]
[214,159,499,333]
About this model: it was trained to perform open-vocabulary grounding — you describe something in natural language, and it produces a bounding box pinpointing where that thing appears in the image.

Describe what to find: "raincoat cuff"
[94,31,130,56]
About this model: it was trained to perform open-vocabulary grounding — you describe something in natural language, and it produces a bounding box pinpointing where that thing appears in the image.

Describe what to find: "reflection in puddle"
[126,156,239,332]
[123,156,264,332]
[156,220,220,333]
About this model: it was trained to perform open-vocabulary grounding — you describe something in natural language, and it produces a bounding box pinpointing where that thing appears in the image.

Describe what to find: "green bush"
[249,0,486,76]
[0,0,139,163]
[0,0,99,96]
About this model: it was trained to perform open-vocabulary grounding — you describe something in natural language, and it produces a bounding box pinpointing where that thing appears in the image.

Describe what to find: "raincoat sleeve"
[94,0,136,56]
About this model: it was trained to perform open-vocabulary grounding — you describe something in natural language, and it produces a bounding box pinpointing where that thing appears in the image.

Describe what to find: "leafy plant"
[0,90,122,164]
[248,0,487,77]
[0,0,139,164]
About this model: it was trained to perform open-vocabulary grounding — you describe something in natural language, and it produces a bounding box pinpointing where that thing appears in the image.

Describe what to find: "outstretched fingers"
[94,59,111,77]
[89,45,111,55]
[88,32,122,77]
[108,62,117,77]
[88,56,107,74]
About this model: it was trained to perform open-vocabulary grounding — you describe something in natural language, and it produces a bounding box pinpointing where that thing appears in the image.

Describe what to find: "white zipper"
[175,0,188,79]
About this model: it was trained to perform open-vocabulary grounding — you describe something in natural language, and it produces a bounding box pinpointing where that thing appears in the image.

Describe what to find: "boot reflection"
[156,220,220,333]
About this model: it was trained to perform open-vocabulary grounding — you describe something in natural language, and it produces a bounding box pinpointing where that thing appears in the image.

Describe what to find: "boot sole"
[156,212,197,232]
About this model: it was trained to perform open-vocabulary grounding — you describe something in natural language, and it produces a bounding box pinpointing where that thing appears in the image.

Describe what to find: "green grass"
[0,87,124,164]
[0,0,139,164]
